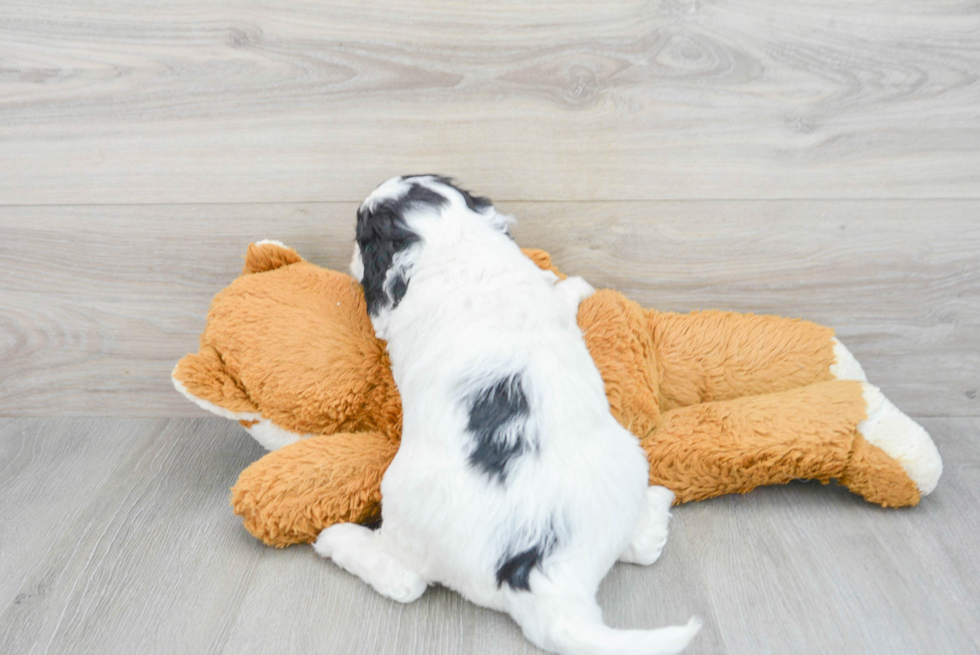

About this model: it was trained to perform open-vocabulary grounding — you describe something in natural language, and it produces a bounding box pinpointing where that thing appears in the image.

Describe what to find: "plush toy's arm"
[642,379,922,507]
[231,431,397,547]
[173,346,260,418]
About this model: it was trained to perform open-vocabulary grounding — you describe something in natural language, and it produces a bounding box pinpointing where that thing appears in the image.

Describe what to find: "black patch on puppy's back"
[356,183,447,315]
[496,524,559,591]
[467,374,531,484]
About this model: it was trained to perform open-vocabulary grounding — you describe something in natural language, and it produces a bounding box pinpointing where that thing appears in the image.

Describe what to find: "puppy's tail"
[516,596,700,655]
[548,616,701,655]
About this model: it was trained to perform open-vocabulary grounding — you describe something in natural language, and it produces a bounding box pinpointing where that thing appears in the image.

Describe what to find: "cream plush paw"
[859,383,943,495]
[242,419,309,451]
[830,337,868,382]
[620,486,674,565]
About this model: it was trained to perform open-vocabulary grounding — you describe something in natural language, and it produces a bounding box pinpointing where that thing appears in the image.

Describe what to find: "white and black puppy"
[315,175,700,655]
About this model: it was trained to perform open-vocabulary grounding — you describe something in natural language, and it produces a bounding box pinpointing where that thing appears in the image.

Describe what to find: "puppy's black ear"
[356,204,413,316]
[356,183,447,316]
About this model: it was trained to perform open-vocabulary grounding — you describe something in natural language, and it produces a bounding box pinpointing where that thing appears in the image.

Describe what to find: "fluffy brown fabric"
[232,431,398,546]
[174,242,921,548]
[644,380,916,506]
[174,244,402,442]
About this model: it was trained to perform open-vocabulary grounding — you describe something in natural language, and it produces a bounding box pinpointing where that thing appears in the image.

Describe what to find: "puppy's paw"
[620,534,667,566]
[379,569,428,604]
[620,486,674,566]
[646,484,676,512]
[314,524,428,603]
[539,269,560,285]
[555,275,595,312]
[313,523,361,559]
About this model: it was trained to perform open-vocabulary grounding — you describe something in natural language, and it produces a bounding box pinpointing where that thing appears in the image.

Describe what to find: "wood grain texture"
[2,201,978,418]
[0,418,268,655]
[1,417,977,654]
[1,1,979,204]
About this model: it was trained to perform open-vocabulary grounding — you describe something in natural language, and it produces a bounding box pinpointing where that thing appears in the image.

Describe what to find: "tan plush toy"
[173,241,943,548]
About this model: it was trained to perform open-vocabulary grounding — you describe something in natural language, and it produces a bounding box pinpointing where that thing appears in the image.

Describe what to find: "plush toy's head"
[172,241,403,450]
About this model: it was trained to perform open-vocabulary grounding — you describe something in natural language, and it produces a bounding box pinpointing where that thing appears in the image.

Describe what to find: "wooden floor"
[2,1,979,653]
[2,418,979,654]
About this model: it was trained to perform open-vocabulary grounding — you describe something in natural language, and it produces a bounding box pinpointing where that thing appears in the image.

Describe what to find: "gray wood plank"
[2,201,978,418]
[1,1,979,204]
[2,417,976,654]
[0,418,168,604]
[0,418,268,655]
[219,548,541,655]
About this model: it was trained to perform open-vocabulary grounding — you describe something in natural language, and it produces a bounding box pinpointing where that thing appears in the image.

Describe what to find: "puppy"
[315,175,700,655]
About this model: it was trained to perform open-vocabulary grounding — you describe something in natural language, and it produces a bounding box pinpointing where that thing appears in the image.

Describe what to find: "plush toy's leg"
[231,431,398,547]
[645,309,839,411]
[314,523,427,603]
[619,486,674,565]
[648,313,941,495]
[642,380,932,507]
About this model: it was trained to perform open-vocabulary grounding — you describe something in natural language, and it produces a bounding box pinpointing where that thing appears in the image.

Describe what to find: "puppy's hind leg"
[620,485,674,566]
[314,523,427,603]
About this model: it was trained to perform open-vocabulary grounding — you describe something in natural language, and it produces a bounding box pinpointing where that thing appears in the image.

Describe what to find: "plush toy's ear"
[522,248,567,280]
[242,240,304,274]
[172,345,260,418]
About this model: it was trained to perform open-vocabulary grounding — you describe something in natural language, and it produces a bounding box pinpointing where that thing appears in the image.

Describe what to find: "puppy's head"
[352,175,506,318]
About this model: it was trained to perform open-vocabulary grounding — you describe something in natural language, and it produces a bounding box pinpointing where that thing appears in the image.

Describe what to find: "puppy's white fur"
[316,176,699,655]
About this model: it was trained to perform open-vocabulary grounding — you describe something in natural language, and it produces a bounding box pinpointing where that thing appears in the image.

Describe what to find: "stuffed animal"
[173,241,942,548]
